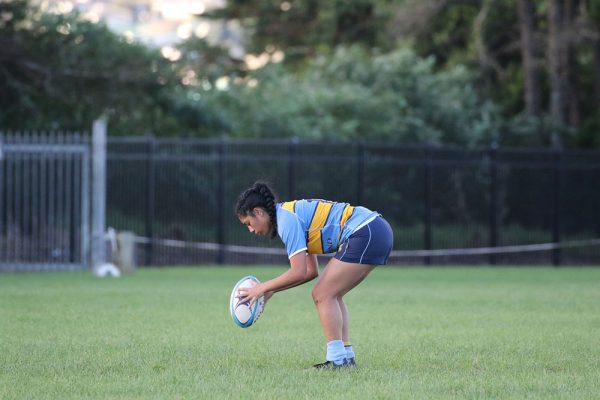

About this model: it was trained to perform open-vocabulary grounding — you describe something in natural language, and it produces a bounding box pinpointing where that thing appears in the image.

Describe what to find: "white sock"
[345,345,355,359]
[326,340,346,365]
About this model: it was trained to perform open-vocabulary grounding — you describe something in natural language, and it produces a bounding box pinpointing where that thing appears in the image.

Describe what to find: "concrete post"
[91,117,107,271]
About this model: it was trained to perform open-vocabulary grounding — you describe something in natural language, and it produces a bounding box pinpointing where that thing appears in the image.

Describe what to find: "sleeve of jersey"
[278,210,307,258]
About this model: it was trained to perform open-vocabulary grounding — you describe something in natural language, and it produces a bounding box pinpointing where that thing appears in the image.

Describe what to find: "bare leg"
[338,298,350,343]
[312,257,374,342]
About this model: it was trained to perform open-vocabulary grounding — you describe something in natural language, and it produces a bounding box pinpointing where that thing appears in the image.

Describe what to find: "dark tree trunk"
[517,0,541,116]
[565,0,581,127]
[587,0,600,108]
[548,0,567,147]
[595,40,600,107]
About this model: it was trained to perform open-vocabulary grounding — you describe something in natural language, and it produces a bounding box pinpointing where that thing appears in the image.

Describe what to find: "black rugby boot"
[313,359,350,370]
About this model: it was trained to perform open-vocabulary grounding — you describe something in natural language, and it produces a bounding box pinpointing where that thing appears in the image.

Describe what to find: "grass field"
[1,266,599,399]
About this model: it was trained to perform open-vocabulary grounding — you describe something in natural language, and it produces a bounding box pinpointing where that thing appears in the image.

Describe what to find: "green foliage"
[0,0,225,135]
[206,0,392,60]
[590,0,600,22]
[195,46,500,145]
[395,0,598,148]
[576,111,600,147]
[197,0,598,147]
[1,0,598,147]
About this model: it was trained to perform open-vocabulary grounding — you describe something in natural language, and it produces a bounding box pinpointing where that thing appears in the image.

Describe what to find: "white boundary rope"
[132,236,287,255]
[389,238,600,257]
[131,236,600,258]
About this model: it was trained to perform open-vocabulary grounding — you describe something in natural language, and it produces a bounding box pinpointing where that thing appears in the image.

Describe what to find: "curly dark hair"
[235,181,278,238]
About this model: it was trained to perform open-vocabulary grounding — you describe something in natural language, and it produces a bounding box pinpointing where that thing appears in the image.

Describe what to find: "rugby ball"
[229,275,265,328]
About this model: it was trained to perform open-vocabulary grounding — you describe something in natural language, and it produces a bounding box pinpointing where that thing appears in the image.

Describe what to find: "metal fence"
[106,137,600,266]
[0,133,90,271]
[1,132,599,269]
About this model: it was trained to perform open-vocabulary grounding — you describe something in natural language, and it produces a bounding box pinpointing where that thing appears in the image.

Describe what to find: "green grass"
[1,266,600,399]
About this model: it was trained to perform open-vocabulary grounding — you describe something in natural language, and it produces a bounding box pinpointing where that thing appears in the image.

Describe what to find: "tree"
[204,0,391,63]
[547,0,584,147]
[589,0,600,108]
[0,0,225,135]
[385,0,600,147]
[3,0,599,147]
[565,0,582,128]
[194,46,501,145]
[517,0,542,116]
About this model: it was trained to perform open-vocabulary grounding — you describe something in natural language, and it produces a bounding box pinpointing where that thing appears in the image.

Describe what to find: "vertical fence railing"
[552,149,563,266]
[0,131,90,271]
[216,137,227,265]
[0,139,4,261]
[356,141,364,206]
[80,142,90,270]
[423,145,433,265]
[288,137,297,200]
[144,135,156,266]
[489,143,498,265]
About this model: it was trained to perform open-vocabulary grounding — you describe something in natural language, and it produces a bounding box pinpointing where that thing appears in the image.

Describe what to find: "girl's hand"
[237,282,265,306]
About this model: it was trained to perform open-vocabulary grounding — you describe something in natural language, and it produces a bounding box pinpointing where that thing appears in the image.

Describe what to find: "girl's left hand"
[237,282,265,306]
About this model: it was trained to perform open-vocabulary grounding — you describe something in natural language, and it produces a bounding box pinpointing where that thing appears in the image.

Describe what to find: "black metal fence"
[106,137,600,266]
[0,132,90,271]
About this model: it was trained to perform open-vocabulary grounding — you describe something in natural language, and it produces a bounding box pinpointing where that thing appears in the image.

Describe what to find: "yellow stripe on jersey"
[339,205,354,231]
[338,204,355,241]
[281,201,296,213]
[307,201,334,254]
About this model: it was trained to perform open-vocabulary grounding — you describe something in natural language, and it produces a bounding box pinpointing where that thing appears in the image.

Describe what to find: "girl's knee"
[312,285,339,305]
[311,285,321,304]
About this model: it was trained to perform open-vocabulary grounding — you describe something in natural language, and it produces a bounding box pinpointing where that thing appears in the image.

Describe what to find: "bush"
[195,46,502,145]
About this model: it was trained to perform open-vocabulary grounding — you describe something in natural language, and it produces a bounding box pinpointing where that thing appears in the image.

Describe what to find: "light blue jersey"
[276,199,379,258]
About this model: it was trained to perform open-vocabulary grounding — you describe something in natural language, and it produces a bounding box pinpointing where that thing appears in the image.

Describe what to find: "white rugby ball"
[229,275,265,328]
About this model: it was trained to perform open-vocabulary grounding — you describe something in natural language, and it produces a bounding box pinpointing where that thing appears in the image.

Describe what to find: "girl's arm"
[238,253,319,304]
[272,253,319,292]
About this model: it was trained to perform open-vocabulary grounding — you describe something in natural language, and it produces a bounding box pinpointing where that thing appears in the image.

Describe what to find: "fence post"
[552,149,562,266]
[144,134,156,266]
[216,136,227,265]
[69,149,77,263]
[356,141,364,205]
[80,138,90,270]
[424,145,433,266]
[0,134,4,241]
[489,142,498,265]
[288,137,298,199]
[91,117,107,271]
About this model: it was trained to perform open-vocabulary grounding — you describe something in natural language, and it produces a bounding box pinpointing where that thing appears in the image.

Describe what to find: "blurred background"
[2,0,600,145]
[1,0,600,270]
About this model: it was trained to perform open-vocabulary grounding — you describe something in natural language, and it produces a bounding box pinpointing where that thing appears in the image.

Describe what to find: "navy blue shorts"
[334,216,394,265]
